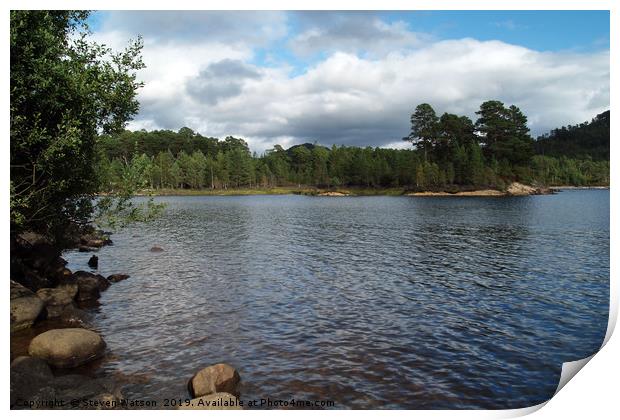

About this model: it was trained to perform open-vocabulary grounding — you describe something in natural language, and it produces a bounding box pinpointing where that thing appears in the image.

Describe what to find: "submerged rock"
[107,274,130,283]
[188,363,241,398]
[10,280,45,332]
[179,393,242,410]
[28,328,106,368]
[10,356,122,409]
[150,246,164,252]
[10,356,54,408]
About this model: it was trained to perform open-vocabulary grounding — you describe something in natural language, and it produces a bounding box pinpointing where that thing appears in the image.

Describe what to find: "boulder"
[179,393,242,410]
[94,274,111,291]
[10,280,45,332]
[150,246,164,252]
[56,282,78,299]
[26,243,61,271]
[75,277,101,302]
[21,268,54,292]
[88,255,99,269]
[46,261,72,285]
[188,363,241,398]
[107,274,130,283]
[36,285,78,318]
[71,271,111,301]
[58,306,93,328]
[18,232,52,247]
[28,328,106,368]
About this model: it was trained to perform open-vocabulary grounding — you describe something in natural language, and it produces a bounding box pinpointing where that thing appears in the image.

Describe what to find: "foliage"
[95,100,609,192]
[535,111,610,160]
[10,10,160,241]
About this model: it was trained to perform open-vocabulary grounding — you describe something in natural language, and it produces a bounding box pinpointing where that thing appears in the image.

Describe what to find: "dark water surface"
[63,190,609,409]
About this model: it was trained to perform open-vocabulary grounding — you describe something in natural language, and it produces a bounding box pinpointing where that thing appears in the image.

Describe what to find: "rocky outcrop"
[10,280,45,332]
[318,191,350,197]
[506,182,554,196]
[28,328,106,368]
[179,393,242,410]
[188,363,241,398]
[506,182,537,196]
[107,274,130,283]
[36,285,78,318]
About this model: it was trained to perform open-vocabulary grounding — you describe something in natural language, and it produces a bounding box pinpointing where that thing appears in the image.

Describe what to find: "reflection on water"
[61,190,609,409]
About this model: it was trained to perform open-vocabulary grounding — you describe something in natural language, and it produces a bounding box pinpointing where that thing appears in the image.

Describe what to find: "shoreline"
[128,183,608,198]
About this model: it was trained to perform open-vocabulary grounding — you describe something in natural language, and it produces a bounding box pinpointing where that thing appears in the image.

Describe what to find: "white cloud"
[91,13,609,154]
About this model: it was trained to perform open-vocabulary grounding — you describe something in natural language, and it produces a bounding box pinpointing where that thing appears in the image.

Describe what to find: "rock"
[10,280,45,332]
[21,268,54,292]
[94,274,111,291]
[79,245,97,253]
[71,271,111,301]
[28,328,106,368]
[179,393,242,410]
[107,274,130,283]
[46,259,72,284]
[150,246,164,252]
[26,243,61,271]
[75,277,101,302]
[80,235,104,248]
[10,356,54,408]
[56,283,79,299]
[18,232,52,247]
[53,374,122,404]
[88,255,99,269]
[58,306,93,328]
[80,230,112,249]
[506,182,537,196]
[36,285,78,318]
[318,191,349,196]
[188,363,241,398]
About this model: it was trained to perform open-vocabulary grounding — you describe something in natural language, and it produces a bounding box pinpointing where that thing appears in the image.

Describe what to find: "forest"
[96,102,610,193]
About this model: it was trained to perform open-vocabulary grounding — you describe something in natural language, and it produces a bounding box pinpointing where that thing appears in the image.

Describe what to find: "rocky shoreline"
[10,229,242,410]
[406,182,554,197]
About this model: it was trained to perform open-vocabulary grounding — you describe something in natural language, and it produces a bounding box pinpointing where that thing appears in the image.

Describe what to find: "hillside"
[535,111,610,160]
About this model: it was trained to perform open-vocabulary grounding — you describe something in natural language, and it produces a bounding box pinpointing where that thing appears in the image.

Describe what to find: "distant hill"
[535,110,609,160]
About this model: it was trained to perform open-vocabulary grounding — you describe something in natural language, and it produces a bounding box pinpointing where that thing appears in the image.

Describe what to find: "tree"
[11,11,146,240]
[475,100,533,166]
[404,103,439,162]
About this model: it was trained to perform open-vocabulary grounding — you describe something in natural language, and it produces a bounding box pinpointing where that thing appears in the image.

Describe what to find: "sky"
[88,10,610,152]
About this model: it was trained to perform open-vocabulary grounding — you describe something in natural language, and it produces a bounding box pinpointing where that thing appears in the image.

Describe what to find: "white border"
[3,1,616,419]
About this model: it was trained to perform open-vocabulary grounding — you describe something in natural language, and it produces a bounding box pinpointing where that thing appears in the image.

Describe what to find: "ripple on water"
[62,191,609,409]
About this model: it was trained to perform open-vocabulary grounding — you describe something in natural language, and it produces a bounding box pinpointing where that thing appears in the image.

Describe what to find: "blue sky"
[88,10,610,151]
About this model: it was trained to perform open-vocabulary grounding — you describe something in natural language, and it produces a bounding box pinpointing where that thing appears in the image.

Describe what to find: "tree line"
[96,101,609,192]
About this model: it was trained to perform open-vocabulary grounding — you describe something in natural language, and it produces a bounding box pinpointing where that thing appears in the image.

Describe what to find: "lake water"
[63,190,609,409]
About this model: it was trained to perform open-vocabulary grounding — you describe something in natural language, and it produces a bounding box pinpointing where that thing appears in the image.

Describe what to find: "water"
[63,190,609,409]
